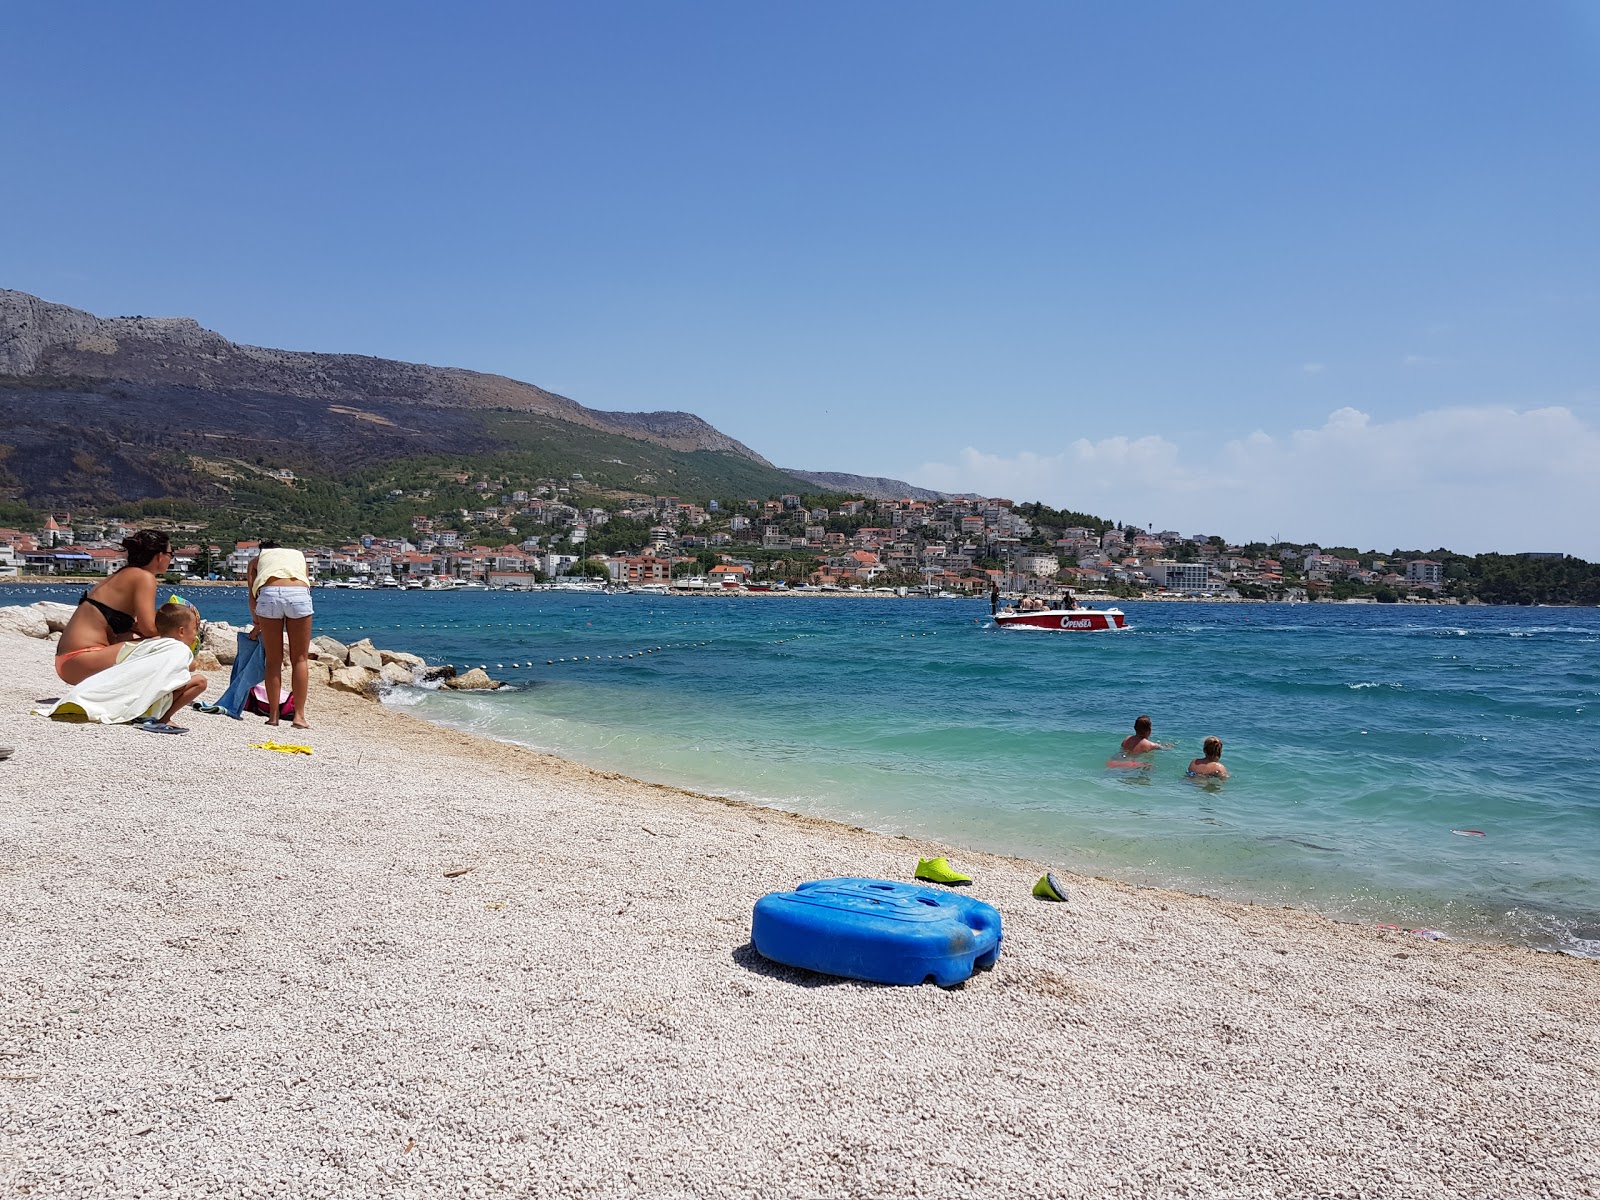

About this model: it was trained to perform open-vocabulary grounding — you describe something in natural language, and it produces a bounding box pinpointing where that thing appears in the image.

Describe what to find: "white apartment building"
[1406,559,1444,588]
[1144,560,1215,591]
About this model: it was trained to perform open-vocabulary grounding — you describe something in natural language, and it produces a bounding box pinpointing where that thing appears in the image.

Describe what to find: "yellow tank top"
[252,548,310,596]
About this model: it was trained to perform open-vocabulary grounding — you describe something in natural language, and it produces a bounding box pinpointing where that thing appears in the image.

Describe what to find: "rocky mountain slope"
[0,289,806,511]
[781,469,948,502]
[0,289,770,462]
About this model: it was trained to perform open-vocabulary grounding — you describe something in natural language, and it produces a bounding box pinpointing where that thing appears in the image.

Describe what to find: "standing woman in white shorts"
[247,540,315,729]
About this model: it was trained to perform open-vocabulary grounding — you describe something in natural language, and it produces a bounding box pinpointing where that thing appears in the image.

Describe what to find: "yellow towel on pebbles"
[250,741,314,755]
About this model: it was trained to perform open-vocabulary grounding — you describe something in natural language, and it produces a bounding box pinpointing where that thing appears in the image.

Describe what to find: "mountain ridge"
[0,289,771,464]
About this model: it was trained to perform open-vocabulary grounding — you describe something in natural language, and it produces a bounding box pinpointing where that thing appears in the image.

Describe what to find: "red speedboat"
[994,606,1127,632]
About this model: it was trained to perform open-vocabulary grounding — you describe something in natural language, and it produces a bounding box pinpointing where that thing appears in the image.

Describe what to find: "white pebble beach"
[1,628,1595,1199]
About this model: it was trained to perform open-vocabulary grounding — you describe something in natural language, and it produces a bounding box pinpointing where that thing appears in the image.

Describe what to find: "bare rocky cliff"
[0,289,771,463]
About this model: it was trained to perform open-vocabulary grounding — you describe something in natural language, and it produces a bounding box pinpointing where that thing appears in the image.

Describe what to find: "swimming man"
[1120,714,1170,757]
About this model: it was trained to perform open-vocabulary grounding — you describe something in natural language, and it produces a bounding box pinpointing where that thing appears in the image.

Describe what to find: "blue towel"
[215,631,266,719]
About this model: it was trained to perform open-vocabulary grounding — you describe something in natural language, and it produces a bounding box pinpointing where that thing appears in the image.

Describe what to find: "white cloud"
[913,405,1600,557]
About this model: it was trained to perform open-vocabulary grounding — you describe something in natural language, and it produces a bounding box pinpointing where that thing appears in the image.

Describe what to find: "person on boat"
[246,539,314,730]
[989,583,1000,616]
[54,529,173,685]
[1059,590,1078,610]
[1187,737,1229,779]
[1120,714,1170,757]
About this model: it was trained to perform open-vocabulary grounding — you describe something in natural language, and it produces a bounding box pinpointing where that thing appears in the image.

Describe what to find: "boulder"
[31,601,77,633]
[378,648,425,669]
[199,621,242,665]
[312,634,350,662]
[0,606,50,638]
[444,667,499,690]
[422,664,457,683]
[379,662,416,687]
[193,650,223,672]
[328,665,379,700]
[346,638,383,672]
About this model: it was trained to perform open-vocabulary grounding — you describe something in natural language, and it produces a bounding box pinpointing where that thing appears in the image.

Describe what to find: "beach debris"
[1411,928,1454,941]
[0,745,13,762]
[402,1138,416,1154]
[250,741,314,755]
[1451,829,1486,837]
[484,901,506,911]
[442,866,476,878]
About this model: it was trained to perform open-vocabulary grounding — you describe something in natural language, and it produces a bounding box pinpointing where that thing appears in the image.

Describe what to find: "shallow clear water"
[16,585,1598,954]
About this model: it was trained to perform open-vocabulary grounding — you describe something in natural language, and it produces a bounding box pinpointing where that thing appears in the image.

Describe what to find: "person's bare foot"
[291,720,312,730]
[265,719,280,727]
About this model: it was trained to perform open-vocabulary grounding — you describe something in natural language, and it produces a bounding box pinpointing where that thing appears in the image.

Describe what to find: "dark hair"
[258,539,280,550]
[155,601,198,637]
[122,529,171,568]
[1203,736,1223,758]
[1134,715,1152,735]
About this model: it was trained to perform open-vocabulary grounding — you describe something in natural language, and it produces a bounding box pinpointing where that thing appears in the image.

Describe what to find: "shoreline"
[3,626,1596,1195]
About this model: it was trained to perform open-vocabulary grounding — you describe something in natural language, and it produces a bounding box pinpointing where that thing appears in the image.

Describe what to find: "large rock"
[378,648,425,669]
[379,662,417,687]
[312,634,349,662]
[0,606,50,638]
[199,621,243,665]
[444,667,499,690]
[31,601,77,633]
[346,638,383,672]
[192,650,222,672]
[422,664,457,683]
[328,665,379,700]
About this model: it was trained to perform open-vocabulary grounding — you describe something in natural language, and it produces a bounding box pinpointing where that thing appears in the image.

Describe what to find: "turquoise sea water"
[16,586,1599,955]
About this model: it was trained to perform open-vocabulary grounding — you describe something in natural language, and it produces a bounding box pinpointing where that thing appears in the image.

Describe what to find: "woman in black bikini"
[54,530,174,686]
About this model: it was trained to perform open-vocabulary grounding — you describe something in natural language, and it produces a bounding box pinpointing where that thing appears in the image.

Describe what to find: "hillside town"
[0,480,1493,601]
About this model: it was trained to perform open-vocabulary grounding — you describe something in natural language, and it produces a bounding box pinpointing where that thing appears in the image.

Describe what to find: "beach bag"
[245,683,295,719]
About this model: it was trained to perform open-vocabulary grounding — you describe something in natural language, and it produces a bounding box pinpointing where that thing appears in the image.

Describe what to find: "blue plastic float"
[752,877,1002,986]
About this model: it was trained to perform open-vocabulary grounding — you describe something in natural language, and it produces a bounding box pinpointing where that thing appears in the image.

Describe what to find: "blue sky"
[4,2,1598,554]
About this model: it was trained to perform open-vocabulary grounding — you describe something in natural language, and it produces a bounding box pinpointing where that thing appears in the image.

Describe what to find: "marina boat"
[994,606,1128,632]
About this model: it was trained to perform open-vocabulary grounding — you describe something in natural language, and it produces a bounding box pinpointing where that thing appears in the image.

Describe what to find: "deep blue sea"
[15,585,1599,955]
